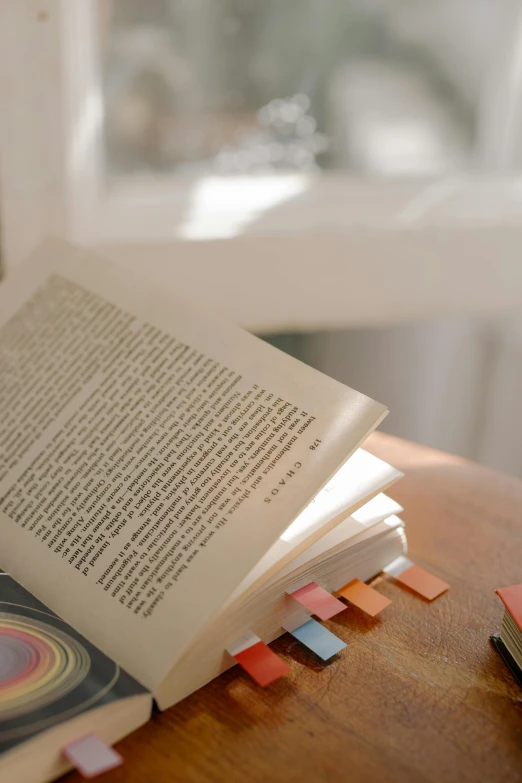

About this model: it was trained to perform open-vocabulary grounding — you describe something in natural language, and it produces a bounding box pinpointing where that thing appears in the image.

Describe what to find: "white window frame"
[2,0,522,333]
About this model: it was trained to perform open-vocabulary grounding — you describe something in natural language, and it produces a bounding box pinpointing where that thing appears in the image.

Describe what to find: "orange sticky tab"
[337,579,392,616]
[395,564,449,601]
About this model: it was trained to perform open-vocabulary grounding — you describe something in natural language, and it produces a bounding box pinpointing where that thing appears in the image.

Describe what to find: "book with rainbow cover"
[0,240,408,781]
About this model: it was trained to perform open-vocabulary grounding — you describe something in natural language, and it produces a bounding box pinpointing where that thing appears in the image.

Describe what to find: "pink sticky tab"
[63,734,123,778]
[289,582,345,621]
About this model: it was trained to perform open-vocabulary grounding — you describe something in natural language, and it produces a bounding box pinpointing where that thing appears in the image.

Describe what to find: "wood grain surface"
[66,433,522,783]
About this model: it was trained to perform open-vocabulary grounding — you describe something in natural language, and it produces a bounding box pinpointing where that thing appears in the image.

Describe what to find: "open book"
[0,241,406,781]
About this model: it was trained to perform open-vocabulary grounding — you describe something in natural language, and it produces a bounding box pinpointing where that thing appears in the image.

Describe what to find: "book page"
[0,240,387,690]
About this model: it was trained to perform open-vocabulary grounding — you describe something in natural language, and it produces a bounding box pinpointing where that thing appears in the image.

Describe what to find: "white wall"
[300,318,522,476]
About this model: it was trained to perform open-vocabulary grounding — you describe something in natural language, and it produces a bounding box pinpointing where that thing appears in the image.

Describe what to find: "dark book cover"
[490,633,522,689]
[0,573,149,755]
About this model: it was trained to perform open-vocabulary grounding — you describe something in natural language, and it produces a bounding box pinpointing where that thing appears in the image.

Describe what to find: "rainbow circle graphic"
[0,588,127,755]
[0,611,90,723]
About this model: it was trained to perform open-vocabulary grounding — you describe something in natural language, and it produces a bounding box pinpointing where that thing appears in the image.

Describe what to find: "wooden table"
[67,433,522,783]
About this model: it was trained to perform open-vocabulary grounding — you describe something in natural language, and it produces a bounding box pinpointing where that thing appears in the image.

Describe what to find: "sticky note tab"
[281,608,312,633]
[288,582,345,620]
[395,564,449,601]
[63,734,123,778]
[233,641,290,687]
[284,618,346,661]
[383,555,414,578]
[226,632,261,657]
[337,578,392,616]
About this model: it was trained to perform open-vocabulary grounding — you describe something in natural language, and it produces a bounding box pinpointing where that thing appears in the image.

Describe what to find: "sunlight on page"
[280,450,394,543]
[287,496,403,573]
[352,492,403,526]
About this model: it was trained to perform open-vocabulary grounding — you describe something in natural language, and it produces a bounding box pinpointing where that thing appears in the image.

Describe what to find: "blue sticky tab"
[289,619,347,661]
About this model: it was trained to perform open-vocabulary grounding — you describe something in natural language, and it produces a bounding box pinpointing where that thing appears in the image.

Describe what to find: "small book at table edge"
[495,585,522,633]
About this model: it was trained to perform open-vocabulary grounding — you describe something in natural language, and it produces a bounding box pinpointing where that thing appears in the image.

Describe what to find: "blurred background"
[4,0,522,475]
[101,0,509,177]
